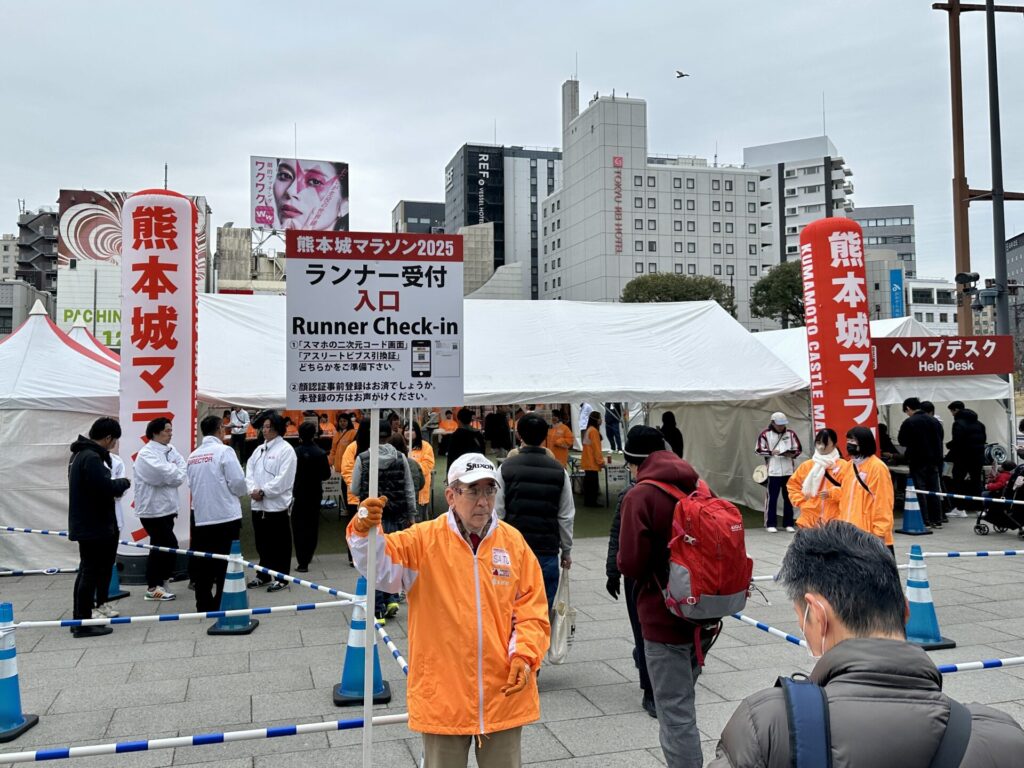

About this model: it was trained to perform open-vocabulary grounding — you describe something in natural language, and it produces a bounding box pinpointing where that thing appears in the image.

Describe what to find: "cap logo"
[464,461,491,471]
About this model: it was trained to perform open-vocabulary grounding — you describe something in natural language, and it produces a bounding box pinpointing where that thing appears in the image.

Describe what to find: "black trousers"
[291,496,321,568]
[625,577,652,694]
[909,465,943,525]
[73,535,118,619]
[252,509,292,583]
[583,470,601,506]
[952,462,984,511]
[192,519,241,612]
[141,514,178,589]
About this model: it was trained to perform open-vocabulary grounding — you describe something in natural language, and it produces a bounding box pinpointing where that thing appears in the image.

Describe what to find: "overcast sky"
[2,1,1022,280]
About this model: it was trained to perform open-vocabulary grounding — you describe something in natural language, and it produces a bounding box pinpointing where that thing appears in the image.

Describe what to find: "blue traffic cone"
[905,545,955,650]
[334,576,391,706]
[107,561,130,601]
[207,541,259,636]
[0,603,37,742]
[896,477,932,536]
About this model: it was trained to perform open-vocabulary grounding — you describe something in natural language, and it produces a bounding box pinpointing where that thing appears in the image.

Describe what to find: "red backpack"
[640,478,753,626]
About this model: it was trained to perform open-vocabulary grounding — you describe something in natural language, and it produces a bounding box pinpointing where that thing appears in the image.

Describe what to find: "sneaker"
[73,625,113,638]
[266,581,288,593]
[642,691,658,719]
[785,526,796,533]
[94,603,119,618]
[295,565,309,573]
[766,526,778,533]
[246,578,267,589]
[144,586,175,601]
[374,611,387,625]
[385,602,400,618]
[948,509,969,518]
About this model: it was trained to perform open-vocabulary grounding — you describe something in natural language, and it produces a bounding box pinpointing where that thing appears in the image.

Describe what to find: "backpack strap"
[777,676,832,768]
[637,478,688,501]
[823,469,841,487]
[929,699,972,768]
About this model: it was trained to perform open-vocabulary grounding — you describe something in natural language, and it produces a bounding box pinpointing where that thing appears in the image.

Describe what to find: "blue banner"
[889,269,905,318]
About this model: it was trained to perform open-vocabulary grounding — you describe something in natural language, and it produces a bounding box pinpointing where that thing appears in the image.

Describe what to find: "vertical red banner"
[800,218,878,440]
[117,190,197,552]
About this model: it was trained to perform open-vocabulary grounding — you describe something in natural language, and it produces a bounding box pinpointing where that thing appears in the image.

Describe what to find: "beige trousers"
[421,726,522,768]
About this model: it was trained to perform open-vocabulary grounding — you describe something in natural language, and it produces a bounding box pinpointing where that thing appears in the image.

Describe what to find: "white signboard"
[285,230,463,409]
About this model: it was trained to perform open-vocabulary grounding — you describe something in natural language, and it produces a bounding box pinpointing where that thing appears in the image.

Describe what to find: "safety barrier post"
[0,604,37,743]
[334,576,390,706]
[905,544,955,650]
[207,541,258,636]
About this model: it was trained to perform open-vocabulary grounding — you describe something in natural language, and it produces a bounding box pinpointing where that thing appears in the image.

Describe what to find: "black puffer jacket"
[948,409,987,466]
[498,447,566,556]
[711,638,1024,767]
[67,436,130,541]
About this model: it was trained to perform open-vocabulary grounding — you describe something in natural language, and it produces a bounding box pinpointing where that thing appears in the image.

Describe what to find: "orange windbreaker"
[787,457,847,529]
[438,419,458,433]
[329,428,357,474]
[410,442,435,506]
[346,511,550,736]
[341,441,359,505]
[829,455,895,545]
[580,426,605,471]
[544,422,574,467]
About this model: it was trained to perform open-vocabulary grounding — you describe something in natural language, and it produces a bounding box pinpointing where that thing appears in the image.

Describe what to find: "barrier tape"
[373,621,410,676]
[0,527,67,537]
[0,713,409,764]
[922,550,1022,558]
[751,574,778,583]
[731,613,808,648]
[15,599,355,629]
[912,489,1024,507]
[937,656,1024,674]
[0,568,77,577]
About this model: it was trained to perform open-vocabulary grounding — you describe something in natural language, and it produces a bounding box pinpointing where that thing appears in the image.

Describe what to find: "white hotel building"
[539,80,775,331]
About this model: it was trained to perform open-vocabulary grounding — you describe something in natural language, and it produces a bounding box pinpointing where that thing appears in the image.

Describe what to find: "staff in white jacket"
[134,418,188,601]
[245,411,297,592]
[187,414,248,611]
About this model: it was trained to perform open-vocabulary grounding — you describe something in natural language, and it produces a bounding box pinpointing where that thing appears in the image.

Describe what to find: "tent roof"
[196,295,809,407]
[68,322,120,363]
[0,304,119,413]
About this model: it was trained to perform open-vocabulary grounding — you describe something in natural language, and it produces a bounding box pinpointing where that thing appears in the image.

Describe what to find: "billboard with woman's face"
[250,156,350,231]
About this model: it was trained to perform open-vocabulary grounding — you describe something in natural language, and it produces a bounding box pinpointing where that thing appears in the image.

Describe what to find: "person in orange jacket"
[544,410,575,468]
[409,422,435,520]
[829,426,895,554]
[347,453,549,765]
[581,411,606,506]
[787,428,846,530]
[328,413,357,474]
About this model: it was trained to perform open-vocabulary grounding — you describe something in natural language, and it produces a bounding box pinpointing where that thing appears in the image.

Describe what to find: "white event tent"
[67,321,120,363]
[0,303,120,569]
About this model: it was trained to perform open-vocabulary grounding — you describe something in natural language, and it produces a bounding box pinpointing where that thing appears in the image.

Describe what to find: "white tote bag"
[546,567,577,665]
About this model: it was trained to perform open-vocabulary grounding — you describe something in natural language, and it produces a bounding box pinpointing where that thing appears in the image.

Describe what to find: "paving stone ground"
[1,517,1023,766]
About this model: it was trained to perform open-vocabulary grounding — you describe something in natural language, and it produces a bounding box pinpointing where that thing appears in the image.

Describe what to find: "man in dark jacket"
[68,417,131,638]
[710,521,1024,766]
[618,425,714,768]
[898,397,945,528]
[292,421,332,573]
[494,413,574,612]
[947,401,987,514]
[445,408,486,470]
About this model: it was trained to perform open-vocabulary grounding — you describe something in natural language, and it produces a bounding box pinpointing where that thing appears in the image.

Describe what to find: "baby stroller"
[974,463,1024,538]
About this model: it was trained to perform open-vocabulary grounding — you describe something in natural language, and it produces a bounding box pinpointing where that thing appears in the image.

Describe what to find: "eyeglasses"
[454,485,498,501]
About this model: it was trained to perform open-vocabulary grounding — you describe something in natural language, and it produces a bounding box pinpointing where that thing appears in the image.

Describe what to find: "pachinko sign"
[800,218,877,439]
[117,190,197,552]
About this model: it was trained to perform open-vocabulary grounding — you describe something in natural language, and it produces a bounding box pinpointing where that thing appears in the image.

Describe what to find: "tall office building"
[850,204,916,278]
[743,137,854,265]
[16,208,58,296]
[907,277,958,335]
[1008,231,1024,285]
[539,80,773,330]
[444,143,562,299]
[0,234,17,280]
[392,201,445,234]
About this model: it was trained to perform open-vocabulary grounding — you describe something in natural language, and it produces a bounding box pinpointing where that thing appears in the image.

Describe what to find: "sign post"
[285,230,464,768]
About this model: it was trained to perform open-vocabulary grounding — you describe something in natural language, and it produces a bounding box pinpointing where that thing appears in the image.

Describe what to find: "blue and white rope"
[0,568,77,577]
[0,527,67,537]
[912,489,1024,507]
[0,713,409,764]
[15,599,355,629]
[731,612,808,648]
[922,549,1023,558]
[373,621,410,676]
[937,656,1024,674]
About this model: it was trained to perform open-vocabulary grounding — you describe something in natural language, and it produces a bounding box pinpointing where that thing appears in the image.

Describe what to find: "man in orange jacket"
[348,452,549,768]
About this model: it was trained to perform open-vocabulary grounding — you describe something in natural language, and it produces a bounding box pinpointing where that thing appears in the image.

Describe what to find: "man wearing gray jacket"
[710,522,1024,767]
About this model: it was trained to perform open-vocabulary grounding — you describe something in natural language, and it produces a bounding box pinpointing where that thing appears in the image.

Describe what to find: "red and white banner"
[117,190,197,553]
[800,218,878,438]
[873,335,1014,378]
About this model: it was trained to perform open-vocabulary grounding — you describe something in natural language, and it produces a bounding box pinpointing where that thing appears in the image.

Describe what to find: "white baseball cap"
[447,453,497,485]
[770,412,789,426]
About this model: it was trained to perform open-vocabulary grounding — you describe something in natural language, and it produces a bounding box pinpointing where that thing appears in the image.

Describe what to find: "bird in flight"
[676,70,690,78]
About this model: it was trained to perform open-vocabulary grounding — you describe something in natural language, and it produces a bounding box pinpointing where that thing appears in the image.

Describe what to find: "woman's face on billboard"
[273,160,344,229]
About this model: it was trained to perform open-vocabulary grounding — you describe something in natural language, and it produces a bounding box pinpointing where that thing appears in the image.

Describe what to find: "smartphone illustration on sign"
[411,340,431,378]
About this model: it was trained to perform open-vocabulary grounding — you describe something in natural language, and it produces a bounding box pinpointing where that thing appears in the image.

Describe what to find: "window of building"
[544,281,548,291]
[748,244,757,255]
[530,159,537,167]
[687,221,696,232]
[725,201,733,212]
[726,264,735,276]
[635,241,644,252]
[688,242,696,254]
[648,241,657,252]
[647,198,656,209]
[673,199,682,210]
[713,243,722,254]
[726,244,734,254]
[556,238,560,248]
[543,245,547,254]
[714,264,722,275]
[785,207,797,215]
[939,313,948,323]
[936,290,955,305]
[925,312,935,323]
[674,242,683,253]
[712,201,721,212]
[747,202,756,213]
[749,265,758,276]
[724,180,733,191]
[748,223,757,234]
[673,178,682,189]
[634,197,643,208]
[786,244,798,255]
[557,258,561,267]
[785,188,796,197]
[686,200,695,211]
[801,165,822,175]
[674,263,684,273]
[647,176,656,187]
[649,262,657,272]
[544,263,548,273]
[556,200,561,210]
[673,221,682,232]
[634,175,643,186]
[914,312,923,321]
[688,264,697,275]
[647,219,656,230]
[635,262,644,273]
[634,218,643,229]
[687,178,696,190]
[531,195,537,203]
[712,222,721,233]
[747,181,756,192]
[530,177,537,185]
[712,179,721,191]
[725,222,734,233]
[911,288,934,304]
[543,226,547,236]
[801,185,823,194]
[785,169,797,178]
[548,159,554,167]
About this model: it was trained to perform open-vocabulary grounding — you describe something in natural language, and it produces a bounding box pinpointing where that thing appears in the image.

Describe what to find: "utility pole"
[932,1,1024,335]
[985,0,1010,335]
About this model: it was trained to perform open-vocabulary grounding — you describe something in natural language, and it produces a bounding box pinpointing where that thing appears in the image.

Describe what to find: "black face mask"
[846,442,860,457]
